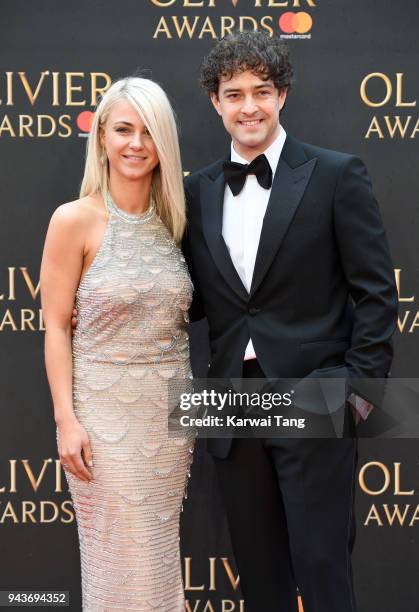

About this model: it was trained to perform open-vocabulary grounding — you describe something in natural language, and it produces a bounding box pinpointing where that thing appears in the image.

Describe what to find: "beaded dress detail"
[59,194,194,611]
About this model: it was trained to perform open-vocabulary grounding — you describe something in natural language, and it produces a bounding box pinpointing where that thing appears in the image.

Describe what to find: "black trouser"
[213,359,358,612]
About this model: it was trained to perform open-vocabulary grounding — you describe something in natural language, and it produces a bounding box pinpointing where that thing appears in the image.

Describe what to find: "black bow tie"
[223,154,273,196]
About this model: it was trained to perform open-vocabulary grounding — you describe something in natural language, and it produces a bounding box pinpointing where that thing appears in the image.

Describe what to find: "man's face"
[210,70,287,161]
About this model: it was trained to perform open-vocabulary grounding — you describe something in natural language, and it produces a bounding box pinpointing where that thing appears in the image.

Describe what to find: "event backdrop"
[1,1,418,611]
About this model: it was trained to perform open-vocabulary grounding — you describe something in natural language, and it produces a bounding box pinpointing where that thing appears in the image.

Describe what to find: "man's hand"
[72,308,78,334]
[350,404,362,426]
[349,393,374,425]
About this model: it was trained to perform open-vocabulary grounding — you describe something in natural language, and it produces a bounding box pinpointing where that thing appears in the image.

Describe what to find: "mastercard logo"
[278,11,313,34]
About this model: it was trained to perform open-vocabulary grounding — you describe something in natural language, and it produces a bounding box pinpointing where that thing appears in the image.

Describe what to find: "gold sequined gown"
[59,195,194,611]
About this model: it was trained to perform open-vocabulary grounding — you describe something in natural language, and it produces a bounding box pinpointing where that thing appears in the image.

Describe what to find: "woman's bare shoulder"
[50,194,106,231]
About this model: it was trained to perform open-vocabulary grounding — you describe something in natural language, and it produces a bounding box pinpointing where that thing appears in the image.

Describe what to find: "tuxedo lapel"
[200,167,248,302]
[250,136,317,297]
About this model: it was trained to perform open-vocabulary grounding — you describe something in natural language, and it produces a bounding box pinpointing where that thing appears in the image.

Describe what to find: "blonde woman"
[41,77,194,610]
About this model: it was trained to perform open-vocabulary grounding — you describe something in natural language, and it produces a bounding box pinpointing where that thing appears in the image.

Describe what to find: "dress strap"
[105,191,156,225]
[104,191,111,215]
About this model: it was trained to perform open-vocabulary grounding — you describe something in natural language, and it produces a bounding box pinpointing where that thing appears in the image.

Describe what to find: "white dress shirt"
[222,127,287,360]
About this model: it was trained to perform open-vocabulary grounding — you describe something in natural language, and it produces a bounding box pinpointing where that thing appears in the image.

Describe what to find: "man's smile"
[238,119,264,127]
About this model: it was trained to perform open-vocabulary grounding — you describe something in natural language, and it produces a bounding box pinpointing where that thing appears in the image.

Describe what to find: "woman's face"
[100,99,159,183]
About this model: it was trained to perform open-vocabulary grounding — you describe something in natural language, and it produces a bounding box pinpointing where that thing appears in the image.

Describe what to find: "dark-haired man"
[183,31,398,612]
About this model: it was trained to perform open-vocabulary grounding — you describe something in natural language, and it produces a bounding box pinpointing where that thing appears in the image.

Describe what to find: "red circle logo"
[76,111,95,133]
[278,12,312,34]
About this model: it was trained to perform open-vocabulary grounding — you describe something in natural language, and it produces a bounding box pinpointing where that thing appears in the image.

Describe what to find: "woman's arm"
[40,202,93,482]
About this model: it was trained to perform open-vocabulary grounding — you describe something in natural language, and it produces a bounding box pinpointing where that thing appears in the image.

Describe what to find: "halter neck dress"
[59,194,194,611]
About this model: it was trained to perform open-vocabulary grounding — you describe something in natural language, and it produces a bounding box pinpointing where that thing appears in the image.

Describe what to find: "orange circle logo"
[278,11,312,34]
[76,111,95,133]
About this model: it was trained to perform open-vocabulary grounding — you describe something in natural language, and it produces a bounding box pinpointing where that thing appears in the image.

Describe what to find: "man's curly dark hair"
[200,30,294,97]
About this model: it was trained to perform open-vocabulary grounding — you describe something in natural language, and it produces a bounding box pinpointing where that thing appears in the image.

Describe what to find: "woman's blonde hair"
[80,77,186,243]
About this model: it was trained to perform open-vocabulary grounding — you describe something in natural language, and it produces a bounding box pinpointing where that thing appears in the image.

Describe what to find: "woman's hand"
[71,308,78,334]
[57,417,94,482]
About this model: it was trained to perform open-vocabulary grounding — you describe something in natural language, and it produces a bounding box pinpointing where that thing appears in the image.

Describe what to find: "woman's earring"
[100,148,107,165]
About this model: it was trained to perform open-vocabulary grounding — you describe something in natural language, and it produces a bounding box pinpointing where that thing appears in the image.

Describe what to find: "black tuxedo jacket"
[183,134,398,457]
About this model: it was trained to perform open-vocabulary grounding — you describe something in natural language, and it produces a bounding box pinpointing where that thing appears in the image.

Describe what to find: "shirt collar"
[230,126,287,174]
